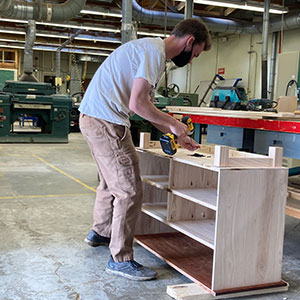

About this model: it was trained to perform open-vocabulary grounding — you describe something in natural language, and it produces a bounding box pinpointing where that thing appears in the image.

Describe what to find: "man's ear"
[186,35,195,49]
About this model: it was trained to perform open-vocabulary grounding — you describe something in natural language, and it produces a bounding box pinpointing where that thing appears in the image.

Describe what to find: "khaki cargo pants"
[79,113,143,262]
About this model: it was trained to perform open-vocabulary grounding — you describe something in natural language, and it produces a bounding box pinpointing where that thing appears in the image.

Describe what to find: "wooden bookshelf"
[136,142,288,297]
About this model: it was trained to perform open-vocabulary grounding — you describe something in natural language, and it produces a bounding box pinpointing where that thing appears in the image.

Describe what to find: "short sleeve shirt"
[79,37,166,127]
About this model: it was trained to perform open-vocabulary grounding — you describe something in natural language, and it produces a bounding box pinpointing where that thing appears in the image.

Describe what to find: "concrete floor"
[0,133,299,300]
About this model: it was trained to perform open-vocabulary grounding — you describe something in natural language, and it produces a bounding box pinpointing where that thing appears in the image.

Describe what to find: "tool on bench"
[159,116,194,155]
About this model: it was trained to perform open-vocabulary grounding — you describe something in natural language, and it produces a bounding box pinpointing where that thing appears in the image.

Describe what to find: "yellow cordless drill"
[159,116,194,155]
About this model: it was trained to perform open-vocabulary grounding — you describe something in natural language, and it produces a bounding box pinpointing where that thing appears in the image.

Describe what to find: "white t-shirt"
[79,37,166,127]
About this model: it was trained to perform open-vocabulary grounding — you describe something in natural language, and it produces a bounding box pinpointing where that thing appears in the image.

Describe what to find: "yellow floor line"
[32,154,97,193]
[0,193,95,200]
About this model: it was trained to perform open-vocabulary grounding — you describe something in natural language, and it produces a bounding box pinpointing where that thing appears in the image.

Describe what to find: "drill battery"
[159,133,178,155]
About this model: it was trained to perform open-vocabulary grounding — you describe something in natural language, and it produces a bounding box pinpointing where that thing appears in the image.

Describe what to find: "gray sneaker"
[106,256,157,281]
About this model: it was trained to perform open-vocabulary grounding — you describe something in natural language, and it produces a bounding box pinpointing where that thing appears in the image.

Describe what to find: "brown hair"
[171,18,211,51]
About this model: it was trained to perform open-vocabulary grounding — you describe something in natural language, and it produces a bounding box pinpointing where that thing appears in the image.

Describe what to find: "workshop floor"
[0,133,299,300]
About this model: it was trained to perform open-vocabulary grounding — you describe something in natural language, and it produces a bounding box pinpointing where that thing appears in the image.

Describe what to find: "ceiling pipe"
[132,0,300,34]
[56,29,83,92]
[132,0,259,34]
[19,20,38,82]
[0,0,87,22]
[185,0,193,93]
[121,0,133,44]
[269,32,279,101]
[185,0,193,19]
[261,0,270,99]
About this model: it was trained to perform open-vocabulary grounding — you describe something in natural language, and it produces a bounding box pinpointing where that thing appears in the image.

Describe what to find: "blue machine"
[210,78,248,110]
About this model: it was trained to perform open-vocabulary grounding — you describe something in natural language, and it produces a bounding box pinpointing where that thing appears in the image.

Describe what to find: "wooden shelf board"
[172,188,217,211]
[135,232,213,290]
[141,175,169,190]
[142,203,215,249]
[141,203,167,221]
[286,197,300,219]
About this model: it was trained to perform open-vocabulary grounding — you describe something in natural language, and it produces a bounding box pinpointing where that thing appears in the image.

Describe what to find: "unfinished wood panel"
[268,147,283,168]
[212,169,288,291]
[214,146,229,167]
[141,175,169,190]
[142,203,167,220]
[142,181,168,204]
[167,281,288,299]
[137,150,170,176]
[135,232,214,289]
[286,198,300,219]
[142,202,215,249]
[172,188,217,210]
[226,157,273,168]
[139,132,161,149]
[134,182,171,235]
[165,106,297,119]
[167,194,215,221]
[169,160,218,189]
[135,212,173,235]
[139,132,151,148]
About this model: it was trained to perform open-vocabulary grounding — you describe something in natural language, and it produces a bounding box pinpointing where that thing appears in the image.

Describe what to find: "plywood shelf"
[134,232,213,290]
[141,175,169,190]
[142,203,215,249]
[172,188,217,211]
[286,197,300,219]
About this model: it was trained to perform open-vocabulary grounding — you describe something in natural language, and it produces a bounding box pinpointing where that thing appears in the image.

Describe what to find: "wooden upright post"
[139,132,151,148]
[214,145,229,167]
[268,147,283,167]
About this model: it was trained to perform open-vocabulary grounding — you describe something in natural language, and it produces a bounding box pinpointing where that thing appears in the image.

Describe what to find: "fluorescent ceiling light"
[0,29,25,35]
[80,9,122,18]
[0,28,121,44]
[0,17,120,33]
[181,0,288,14]
[36,21,120,33]
[0,43,110,56]
[137,31,170,37]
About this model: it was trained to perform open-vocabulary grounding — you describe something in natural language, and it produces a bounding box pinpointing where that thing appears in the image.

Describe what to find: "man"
[79,18,211,281]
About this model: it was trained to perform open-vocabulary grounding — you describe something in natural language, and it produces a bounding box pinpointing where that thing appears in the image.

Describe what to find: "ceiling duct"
[132,0,259,34]
[19,20,38,82]
[132,0,300,34]
[0,0,87,22]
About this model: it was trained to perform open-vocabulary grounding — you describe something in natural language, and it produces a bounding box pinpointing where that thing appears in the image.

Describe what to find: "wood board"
[135,232,214,290]
[213,168,288,291]
[166,106,300,120]
[142,203,215,249]
[167,281,289,299]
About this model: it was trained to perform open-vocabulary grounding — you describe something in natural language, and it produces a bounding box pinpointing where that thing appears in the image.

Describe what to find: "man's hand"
[177,135,200,151]
[169,119,189,137]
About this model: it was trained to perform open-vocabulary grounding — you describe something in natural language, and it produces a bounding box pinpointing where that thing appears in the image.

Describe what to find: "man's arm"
[129,78,199,151]
[129,77,188,136]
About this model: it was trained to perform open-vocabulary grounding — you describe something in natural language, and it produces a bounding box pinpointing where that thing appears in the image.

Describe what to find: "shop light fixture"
[80,9,122,18]
[179,0,288,14]
[0,43,110,56]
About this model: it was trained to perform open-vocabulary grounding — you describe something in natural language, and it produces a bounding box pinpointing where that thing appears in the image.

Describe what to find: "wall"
[169,27,300,104]
[18,51,101,94]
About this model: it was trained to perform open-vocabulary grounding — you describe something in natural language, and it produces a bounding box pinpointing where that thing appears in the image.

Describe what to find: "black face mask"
[171,44,193,67]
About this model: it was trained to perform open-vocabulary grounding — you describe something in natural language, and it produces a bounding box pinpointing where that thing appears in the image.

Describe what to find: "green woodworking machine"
[0,81,72,143]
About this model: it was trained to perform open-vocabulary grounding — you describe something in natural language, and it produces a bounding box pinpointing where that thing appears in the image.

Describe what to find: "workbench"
[167,106,300,220]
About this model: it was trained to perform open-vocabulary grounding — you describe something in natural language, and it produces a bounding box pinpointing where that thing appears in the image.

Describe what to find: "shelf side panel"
[212,169,288,291]
[138,150,170,177]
